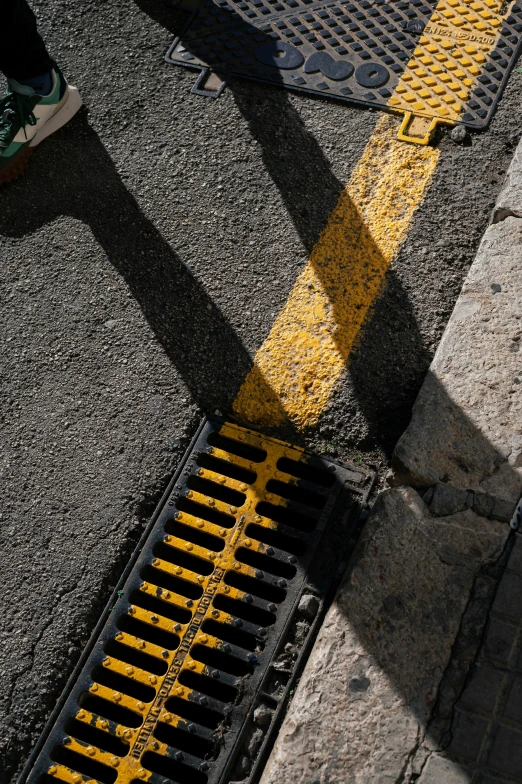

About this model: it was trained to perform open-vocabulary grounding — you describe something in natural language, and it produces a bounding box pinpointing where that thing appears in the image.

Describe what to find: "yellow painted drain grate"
[21,418,372,784]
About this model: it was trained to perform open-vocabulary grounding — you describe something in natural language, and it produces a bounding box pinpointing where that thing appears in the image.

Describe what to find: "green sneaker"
[0,64,82,184]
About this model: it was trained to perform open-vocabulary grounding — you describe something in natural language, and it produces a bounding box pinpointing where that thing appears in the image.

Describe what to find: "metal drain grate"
[166,0,522,142]
[20,418,373,784]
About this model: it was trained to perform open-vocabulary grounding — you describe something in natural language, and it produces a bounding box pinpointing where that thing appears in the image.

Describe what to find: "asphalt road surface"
[1,0,522,779]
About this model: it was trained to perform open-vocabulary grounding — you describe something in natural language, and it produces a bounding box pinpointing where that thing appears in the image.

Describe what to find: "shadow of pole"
[126,0,436,453]
[231,83,437,443]
[231,81,345,253]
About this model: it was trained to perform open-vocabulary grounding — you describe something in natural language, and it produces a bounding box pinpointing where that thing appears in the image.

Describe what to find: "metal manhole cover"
[166,0,522,142]
[21,418,373,784]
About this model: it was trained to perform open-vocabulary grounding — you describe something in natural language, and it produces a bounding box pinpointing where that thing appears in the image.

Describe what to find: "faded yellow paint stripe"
[233,114,439,429]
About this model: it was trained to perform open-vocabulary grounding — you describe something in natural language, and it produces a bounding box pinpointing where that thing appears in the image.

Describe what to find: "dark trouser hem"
[1,0,53,80]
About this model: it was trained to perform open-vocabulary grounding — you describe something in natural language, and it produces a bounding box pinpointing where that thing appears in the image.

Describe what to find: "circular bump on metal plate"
[255,41,305,70]
[354,63,389,88]
[303,52,354,80]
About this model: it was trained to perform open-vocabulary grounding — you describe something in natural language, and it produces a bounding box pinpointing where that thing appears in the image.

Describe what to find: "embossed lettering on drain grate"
[22,418,372,784]
[166,0,522,140]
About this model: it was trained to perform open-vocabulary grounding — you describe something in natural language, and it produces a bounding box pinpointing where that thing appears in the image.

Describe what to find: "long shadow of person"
[0,109,281,416]
[130,0,436,456]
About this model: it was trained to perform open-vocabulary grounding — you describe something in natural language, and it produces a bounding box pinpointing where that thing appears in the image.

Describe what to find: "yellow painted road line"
[233,114,440,430]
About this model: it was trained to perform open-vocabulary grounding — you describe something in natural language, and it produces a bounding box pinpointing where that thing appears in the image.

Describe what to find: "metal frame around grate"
[20,417,373,784]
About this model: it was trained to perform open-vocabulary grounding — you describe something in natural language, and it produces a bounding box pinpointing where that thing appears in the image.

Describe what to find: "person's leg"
[0,0,53,82]
[0,0,83,184]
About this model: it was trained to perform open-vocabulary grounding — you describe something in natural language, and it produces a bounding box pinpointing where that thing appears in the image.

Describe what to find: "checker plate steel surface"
[21,418,372,784]
[166,0,522,140]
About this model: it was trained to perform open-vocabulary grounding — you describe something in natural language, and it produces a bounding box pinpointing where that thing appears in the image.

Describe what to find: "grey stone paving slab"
[260,487,508,784]
[418,755,472,783]
[437,534,522,782]
[393,216,522,506]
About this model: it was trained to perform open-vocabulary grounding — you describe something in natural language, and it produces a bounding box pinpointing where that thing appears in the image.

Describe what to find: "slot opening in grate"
[234,547,297,580]
[49,747,117,784]
[78,694,143,728]
[103,639,168,677]
[152,540,215,575]
[116,615,180,651]
[207,431,267,462]
[191,643,254,678]
[153,721,214,758]
[255,501,317,532]
[178,669,238,703]
[196,452,257,484]
[141,750,208,784]
[91,665,156,704]
[63,718,130,757]
[140,564,204,599]
[187,475,247,507]
[224,570,287,604]
[245,523,307,556]
[201,618,259,651]
[164,695,225,730]
[276,457,336,488]
[266,478,326,509]
[176,497,236,528]
[129,589,193,624]
[165,520,227,552]
[212,594,276,627]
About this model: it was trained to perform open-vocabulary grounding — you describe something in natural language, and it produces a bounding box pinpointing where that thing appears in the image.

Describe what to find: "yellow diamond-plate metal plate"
[391,0,518,141]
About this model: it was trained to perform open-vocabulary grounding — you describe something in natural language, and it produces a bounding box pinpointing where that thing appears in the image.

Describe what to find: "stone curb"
[492,137,522,224]
[392,139,522,507]
[260,140,522,784]
[424,483,515,522]
[261,488,509,784]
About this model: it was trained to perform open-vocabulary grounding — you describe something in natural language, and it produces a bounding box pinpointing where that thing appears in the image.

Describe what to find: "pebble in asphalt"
[1,0,522,779]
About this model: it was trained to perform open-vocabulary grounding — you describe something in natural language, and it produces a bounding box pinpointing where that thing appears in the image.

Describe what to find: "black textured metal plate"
[165,0,522,131]
[166,0,436,105]
[21,417,373,784]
